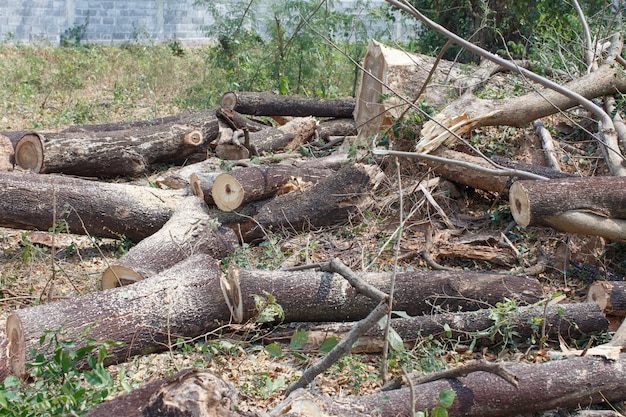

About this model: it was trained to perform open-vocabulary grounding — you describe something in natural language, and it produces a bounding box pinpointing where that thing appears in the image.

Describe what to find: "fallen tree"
[13,110,219,177]
[4,253,543,378]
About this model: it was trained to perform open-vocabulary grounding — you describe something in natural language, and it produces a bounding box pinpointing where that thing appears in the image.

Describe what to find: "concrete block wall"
[0,0,409,45]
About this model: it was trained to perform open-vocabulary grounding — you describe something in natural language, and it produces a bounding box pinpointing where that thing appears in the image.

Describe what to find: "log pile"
[1,37,625,417]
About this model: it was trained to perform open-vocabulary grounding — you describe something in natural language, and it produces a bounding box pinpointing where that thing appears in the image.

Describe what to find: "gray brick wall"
[0,0,412,45]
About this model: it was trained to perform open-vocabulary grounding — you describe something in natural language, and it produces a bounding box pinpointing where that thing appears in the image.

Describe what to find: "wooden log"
[316,118,357,140]
[303,354,626,417]
[216,108,269,132]
[269,302,608,353]
[0,133,13,171]
[248,116,317,155]
[510,177,626,242]
[14,111,218,178]
[189,172,221,205]
[4,256,542,377]
[152,157,224,189]
[241,163,383,241]
[0,171,184,243]
[588,281,626,316]
[86,368,242,417]
[211,165,333,211]
[221,91,356,118]
[225,266,544,323]
[6,254,226,377]
[101,196,238,289]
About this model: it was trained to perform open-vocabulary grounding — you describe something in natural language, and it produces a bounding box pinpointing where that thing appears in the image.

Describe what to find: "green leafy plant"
[0,329,124,416]
[416,389,456,417]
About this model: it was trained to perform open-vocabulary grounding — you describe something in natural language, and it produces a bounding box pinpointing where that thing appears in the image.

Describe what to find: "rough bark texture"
[14,111,218,177]
[87,368,241,417]
[248,116,317,155]
[6,254,226,377]
[211,165,333,211]
[221,91,356,118]
[270,302,609,353]
[229,266,543,323]
[0,171,184,242]
[588,281,626,316]
[190,172,221,205]
[510,177,626,241]
[101,196,238,289]
[316,118,357,139]
[241,163,383,241]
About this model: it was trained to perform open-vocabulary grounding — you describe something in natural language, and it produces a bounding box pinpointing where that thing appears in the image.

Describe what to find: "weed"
[0,329,124,416]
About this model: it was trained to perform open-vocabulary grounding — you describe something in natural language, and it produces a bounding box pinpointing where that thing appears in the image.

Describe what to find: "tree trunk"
[0,172,184,243]
[248,116,317,156]
[239,163,383,241]
[101,196,238,289]
[14,111,218,178]
[588,281,626,316]
[318,354,626,417]
[269,302,608,353]
[152,156,224,189]
[316,118,357,139]
[190,172,221,205]
[211,165,334,211]
[221,91,356,118]
[510,177,626,242]
[86,368,242,417]
[4,255,542,377]
[6,254,227,378]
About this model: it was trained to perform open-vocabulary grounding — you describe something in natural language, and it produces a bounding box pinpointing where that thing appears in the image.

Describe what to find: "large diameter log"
[273,302,608,353]
[510,177,626,242]
[101,196,238,289]
[588,281,626,316]
[6,254,227,378]
[14,111,218,177]
[334,354,626,417]
[248,116,317,155]
[211,165,333,211]
[228,266,544,323]
[0,171,184,242]
[221,91,356,118]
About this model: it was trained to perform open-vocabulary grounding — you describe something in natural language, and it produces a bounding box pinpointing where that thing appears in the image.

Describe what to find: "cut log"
[241,163,383,241]
[588,281,626,316]
[86,368,241,417]
[101,196,238,289]
[211,165,333,211]
[510,177,626,242]
[0,171,185,242]
[4,255,542,377]
[270,302,609,353]
[152,156,224,190]
[248,116,317,155]
[6,254,226,377]
[316,118,357,140]
[0,133,13,171]
[14,111,218,177]
[190,172,221,205]
[216,108,270,132]
[221,91,356,118]
[288,354,626,417]
[354,39,467,141]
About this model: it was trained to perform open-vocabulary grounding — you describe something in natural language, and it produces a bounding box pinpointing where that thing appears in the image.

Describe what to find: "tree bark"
[13,111,218,178]
[588,281,626,316]
[152,156,224,189]
[221,91,356,118]
[210,165,333,211]
[101,196,238,289]
[240,163,383,241]
[269,302,608,353]
[4,255,542,377]
[316,118,357,140]
[6,254,227,377]
[248,116,317,155]
[86,368,242,417]
[314,354,626,417]
[0,171,185,243]
[510,177,626,241]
